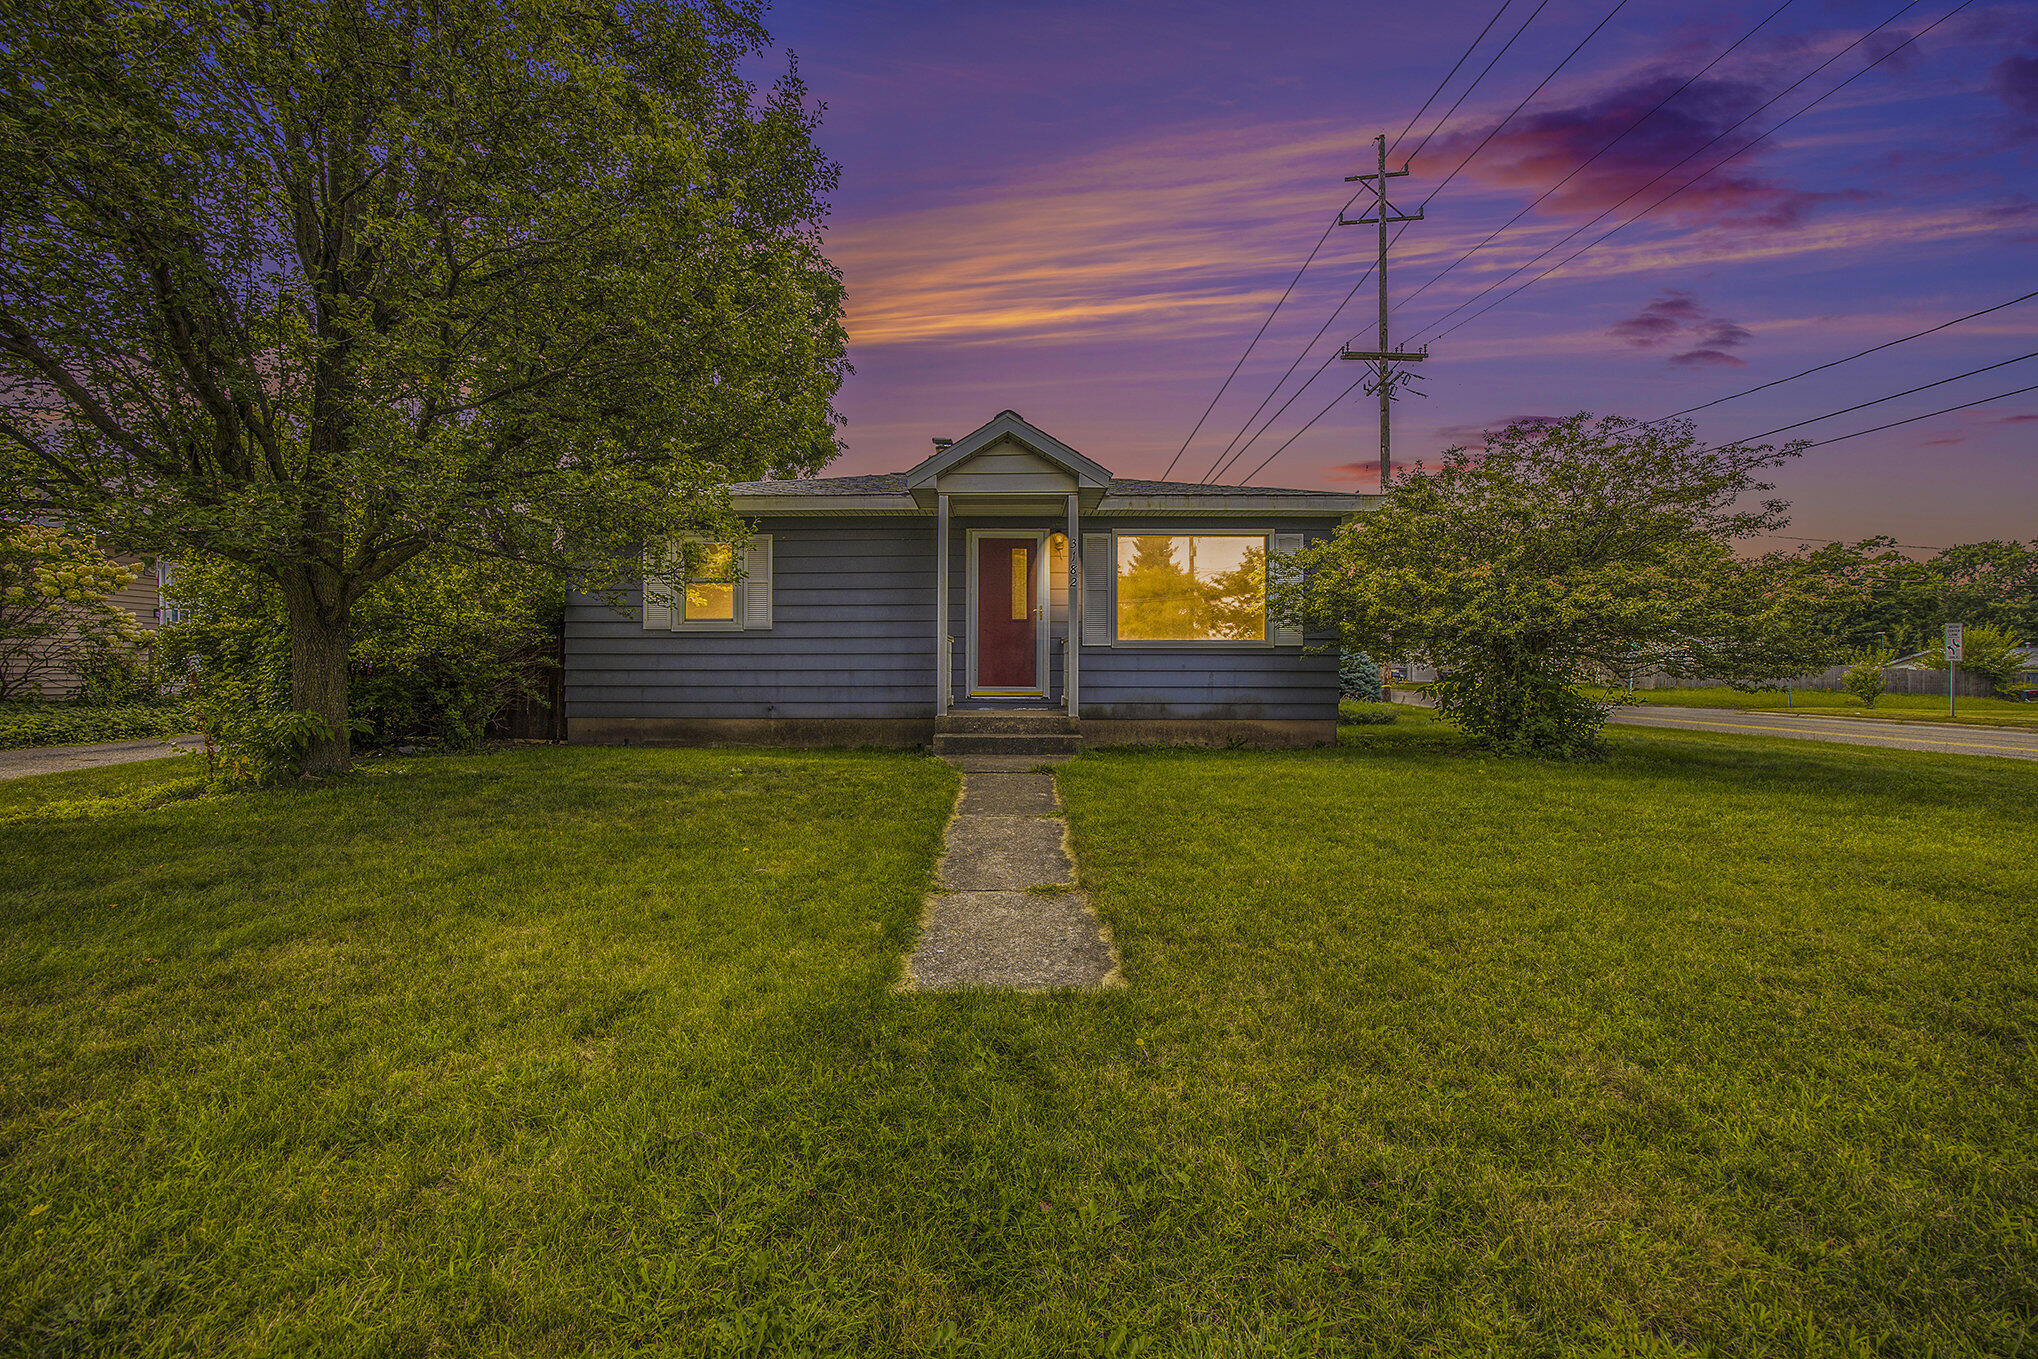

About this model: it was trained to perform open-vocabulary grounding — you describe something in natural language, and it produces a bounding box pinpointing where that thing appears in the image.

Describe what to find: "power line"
[1720,351,2038,444]
[1390,0,1517,156]
[1227,369,2033,502]
[1199,345,1349,482]
[1338,135,1431,491]
[1408,0,1631,210]
[1162,0,1522,479]
[1205,0,1629,484]
[1191,0,1561,484]
[1399,0,1553,167]
[1158,202,1354,479]
[1656,288,2038,420]
[1407,0,1935,346]
[1411,0,1934,343]
[1393,0,1795,316]
[1794,380,2038,449]
[1332,0,1629,493]
[1234,373,1375,486]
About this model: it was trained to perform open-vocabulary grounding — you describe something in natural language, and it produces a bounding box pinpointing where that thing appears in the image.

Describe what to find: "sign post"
[1945,622,1964,718]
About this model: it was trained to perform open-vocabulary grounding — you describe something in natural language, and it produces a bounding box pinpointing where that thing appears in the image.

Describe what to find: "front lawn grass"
[1594,684,2038,727]
[5,733,2034,1354]
[1057,720,2037,1354]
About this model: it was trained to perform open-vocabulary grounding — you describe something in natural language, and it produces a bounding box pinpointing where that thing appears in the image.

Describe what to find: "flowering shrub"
[0,523,152,701]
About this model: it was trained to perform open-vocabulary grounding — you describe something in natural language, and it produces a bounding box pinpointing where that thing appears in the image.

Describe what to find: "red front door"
[976,537,1039,690]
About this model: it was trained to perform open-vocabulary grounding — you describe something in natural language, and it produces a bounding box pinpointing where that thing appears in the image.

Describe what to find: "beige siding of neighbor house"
[4,556,162,699]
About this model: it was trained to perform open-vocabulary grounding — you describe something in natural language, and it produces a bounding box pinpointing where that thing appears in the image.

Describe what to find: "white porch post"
[935,492,950,717]
[1066,491,1080,718]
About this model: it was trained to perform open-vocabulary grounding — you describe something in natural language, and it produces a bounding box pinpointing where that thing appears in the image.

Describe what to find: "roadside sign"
[1945,622,1964,661]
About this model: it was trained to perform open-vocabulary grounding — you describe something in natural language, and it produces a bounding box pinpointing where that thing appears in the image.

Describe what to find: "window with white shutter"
[643,536,769,631]
[1270,532,1304,647]
[742,536,773,630]
[1081,532,1112,647]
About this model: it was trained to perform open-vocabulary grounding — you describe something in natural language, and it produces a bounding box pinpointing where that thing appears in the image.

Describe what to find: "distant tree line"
[1788,538,2037,657]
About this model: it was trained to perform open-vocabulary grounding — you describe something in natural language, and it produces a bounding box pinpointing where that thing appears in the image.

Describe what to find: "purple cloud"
[1610,290,1705,348]
[1430,73,1844,229]
[1610,291,1753,367]
[1994,43,2038,119]
[1671,348,1747,368]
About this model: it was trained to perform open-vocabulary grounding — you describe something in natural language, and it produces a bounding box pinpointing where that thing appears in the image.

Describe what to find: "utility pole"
[1339,133,1427,491]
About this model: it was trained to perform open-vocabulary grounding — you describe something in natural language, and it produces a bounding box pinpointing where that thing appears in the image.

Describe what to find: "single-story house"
[563,411,1370,751]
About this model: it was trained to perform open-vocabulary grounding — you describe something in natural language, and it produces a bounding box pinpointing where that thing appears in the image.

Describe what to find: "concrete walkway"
[903,755,1121,992]
[0,734,201,782]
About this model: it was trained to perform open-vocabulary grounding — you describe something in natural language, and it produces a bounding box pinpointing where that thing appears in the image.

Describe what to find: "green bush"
[187,667,337,789]
[1339,651,1383,701]
[1429,666,1612,760]
[0,702,193,750]
[1842,648,1895,707]
[158,554,557,755]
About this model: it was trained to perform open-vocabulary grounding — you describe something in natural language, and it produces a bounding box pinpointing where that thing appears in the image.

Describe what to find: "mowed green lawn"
[3,726,2035,1355]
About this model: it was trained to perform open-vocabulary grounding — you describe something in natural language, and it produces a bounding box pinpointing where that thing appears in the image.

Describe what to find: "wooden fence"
[487,629,566,741]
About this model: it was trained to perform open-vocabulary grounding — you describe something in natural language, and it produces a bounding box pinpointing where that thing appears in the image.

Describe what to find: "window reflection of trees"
[1116,535,1266,641]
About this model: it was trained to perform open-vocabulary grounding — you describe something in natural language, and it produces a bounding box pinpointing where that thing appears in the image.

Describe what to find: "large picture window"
[1115,534,1267,642]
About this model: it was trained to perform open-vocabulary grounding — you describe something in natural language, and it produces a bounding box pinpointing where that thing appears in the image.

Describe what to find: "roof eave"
[1093,493,1373,516]
[728,493,920,515]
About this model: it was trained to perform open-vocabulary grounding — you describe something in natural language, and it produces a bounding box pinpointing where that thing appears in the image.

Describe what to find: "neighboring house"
[0,545,167,700]
[563,410,1370,749]
[115,558,170,629]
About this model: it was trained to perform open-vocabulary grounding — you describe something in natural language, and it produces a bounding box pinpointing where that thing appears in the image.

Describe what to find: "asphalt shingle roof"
[728,473,908,495]
[729,473,1343,497]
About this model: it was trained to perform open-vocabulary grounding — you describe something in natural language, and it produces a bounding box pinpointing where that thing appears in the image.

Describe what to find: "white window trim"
[645,535,770,632]
[1108,530,1277,648]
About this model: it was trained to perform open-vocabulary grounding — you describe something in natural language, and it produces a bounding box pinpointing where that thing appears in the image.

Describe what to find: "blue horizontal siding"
[563,513,1345,724]
[565,520,937,720]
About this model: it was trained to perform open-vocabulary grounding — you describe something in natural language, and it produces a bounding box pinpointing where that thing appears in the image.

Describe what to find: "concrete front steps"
[931,710,1081,757]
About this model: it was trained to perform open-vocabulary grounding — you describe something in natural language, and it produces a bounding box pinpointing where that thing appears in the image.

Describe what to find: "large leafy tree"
[1280,415,1847,756]
[1789,537,2037,654]
[0,0,846,771]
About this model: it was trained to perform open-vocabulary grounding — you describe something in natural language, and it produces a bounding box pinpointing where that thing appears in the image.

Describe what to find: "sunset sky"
[759,0,2037,547]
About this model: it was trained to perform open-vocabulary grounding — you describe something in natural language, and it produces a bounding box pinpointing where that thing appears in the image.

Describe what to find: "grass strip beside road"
[1594,685,2038,728]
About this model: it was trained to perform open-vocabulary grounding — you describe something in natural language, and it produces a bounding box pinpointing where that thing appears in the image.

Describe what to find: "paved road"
[0,734,202,782]
[1607,706,2038,761]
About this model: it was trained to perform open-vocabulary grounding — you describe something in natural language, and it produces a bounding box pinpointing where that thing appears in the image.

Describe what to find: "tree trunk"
[280,573,352,775]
